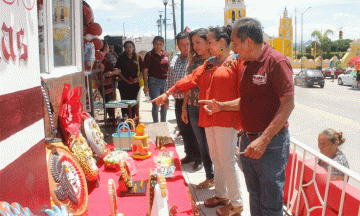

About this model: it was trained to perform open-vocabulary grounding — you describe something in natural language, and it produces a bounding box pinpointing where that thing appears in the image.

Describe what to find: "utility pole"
[181,0,184,32]
[294,8,297,60]
[163,0,169,51]
[123,22,125,39]
[172,0,177,48]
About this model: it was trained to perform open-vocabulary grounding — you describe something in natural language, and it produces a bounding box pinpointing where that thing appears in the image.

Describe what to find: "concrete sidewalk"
[97,91,250,215]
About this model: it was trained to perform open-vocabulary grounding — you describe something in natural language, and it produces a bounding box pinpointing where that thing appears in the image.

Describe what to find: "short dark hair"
[152,36,165,44]
[233,17,263,44]
[100,40,108,52]
[209,26,232,46]
[176,32,189,43]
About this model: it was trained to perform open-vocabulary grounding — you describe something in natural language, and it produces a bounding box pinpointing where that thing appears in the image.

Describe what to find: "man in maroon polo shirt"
[199,18,295,215]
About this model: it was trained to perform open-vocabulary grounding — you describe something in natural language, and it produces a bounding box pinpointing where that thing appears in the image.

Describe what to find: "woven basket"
[112,122,135,151]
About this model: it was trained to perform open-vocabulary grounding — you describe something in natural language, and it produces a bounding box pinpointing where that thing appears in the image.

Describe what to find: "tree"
[311,29,333,69]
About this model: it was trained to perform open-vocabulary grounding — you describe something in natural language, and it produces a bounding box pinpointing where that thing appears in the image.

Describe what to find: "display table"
[87,143,195,215]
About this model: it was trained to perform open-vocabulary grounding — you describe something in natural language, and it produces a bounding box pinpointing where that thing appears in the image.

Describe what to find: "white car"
[337,69,356,86]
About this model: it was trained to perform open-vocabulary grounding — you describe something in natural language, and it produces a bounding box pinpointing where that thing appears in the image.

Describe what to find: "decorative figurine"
[117,160,133,194]
[132,123,151,159]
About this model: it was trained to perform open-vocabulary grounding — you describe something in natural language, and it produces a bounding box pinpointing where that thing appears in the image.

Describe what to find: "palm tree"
[311,29,333,69]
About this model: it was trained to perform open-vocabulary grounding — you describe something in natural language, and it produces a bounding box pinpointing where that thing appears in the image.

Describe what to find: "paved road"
[289,76,360,176]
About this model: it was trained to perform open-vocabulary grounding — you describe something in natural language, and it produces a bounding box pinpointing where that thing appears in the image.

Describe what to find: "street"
[289,75,360,175]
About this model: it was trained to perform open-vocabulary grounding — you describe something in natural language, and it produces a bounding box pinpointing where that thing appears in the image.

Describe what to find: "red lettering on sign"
[2,0,16,5]
[1,22,16,62]
[22,0,36,10]
[17,28,27,61]
[1,0,35,10]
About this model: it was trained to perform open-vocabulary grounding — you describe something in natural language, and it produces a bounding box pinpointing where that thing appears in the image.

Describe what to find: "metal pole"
[123,22,125,39]
[172,0,177,47]
[164,3,168,51]
[301,13,303,71]
[181,0,184,32]
[301,7,311,71]
[294,8,297,60]
[160,15,162,36]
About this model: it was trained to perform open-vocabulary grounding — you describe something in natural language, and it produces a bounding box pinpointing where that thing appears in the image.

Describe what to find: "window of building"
[232,0,236,3]
[38,0,82,75]
[238,10,242,18]
[232,11,236,23]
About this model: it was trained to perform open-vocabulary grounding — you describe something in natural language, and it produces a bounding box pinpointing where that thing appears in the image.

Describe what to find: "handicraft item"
[83,113,108,158]
[103,150,129,170]
[112,122,136,151]
[117,160,133,194]
[45,141,88,216]
[0,202,35,216]
[154,151,176,178]
[108,179,124,216]
[58,84,99,182]
[132,123,151,159]
[149,174,169,216]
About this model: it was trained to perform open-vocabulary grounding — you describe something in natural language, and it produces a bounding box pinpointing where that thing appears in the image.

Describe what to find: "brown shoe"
[196,179,215,190]
[216,203,243,216]
[204,196,230,208]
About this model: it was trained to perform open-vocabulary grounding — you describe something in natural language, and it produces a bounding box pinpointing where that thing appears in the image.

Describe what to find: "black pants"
[118,80,140,118]
[175,99,201,160]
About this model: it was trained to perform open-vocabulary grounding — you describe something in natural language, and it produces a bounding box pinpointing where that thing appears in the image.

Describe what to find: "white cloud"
[123,0,164,8]
[91,0,360,42]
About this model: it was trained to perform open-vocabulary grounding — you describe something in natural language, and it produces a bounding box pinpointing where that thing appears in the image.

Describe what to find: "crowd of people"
[97,17,350,216]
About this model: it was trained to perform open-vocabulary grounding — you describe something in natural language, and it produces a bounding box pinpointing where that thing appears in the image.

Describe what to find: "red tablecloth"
[87,143,194,215]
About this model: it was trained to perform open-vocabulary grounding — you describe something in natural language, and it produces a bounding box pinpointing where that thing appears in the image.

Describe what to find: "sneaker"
[216,203,243,216]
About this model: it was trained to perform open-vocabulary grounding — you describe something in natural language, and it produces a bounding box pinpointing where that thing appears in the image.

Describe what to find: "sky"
[85,0,360,43]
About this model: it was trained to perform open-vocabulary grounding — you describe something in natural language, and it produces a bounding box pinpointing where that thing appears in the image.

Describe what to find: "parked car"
[321,67,345,78]
[337,69,356,86]
[294,69,325,88]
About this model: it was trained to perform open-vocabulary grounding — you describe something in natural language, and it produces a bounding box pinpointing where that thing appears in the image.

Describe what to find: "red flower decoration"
[169,204,179,215]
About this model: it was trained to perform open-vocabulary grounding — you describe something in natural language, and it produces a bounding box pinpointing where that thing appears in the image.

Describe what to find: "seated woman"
[318,128,350,181]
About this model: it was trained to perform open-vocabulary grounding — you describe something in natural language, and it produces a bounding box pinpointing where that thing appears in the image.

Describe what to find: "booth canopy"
[350,55,360,64]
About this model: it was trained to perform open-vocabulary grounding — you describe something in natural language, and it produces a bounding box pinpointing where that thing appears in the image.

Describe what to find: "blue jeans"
[240,128,290,216]
[188,105,214,180]
[148,76,167,122]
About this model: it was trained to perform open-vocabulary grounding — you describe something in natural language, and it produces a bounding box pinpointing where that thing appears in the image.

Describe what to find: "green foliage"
[304,29,353,60]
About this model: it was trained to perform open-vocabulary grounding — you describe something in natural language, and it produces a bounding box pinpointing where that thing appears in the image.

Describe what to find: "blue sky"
[86,0,360,42]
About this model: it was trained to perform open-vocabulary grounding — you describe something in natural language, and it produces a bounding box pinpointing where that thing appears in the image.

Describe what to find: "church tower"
[272,6,293,58]
[279,7,292,40]
[224,0,246,26]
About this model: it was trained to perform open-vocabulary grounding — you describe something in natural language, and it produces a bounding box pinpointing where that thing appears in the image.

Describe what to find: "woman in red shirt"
[151,27,244,215]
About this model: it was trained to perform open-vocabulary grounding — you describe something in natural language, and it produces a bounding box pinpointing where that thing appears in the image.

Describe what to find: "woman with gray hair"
[318,128,349,181]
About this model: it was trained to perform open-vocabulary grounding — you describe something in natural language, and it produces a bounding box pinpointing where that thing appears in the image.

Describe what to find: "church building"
[224,0,246,26]
[224,1,293,59]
